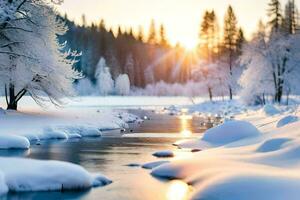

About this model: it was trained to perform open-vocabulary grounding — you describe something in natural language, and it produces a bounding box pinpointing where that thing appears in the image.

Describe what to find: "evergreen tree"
[283,0,297,34]
[223,5,238,100]
[148,19,157,45]
[159,24,168,46]
[268,0,282,33]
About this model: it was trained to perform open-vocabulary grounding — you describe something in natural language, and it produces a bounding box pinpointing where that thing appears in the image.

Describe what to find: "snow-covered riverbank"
[148,101,300,200]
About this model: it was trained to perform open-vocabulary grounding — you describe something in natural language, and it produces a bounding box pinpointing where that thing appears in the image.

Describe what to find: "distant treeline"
[59,16,189,87]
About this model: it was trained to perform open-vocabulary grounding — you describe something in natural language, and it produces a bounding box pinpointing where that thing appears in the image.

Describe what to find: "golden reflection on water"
[179,112,193,137]
[166,180,190,200]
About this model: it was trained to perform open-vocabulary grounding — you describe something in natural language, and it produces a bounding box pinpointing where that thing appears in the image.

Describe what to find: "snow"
[149,99,300,200]
[202,120,261,145]
[277,115,299,128]
[142,161,170,169]
[262,104,280,116]
[152,150,174,158]
[0,157,111,194]
[0,135,30,149]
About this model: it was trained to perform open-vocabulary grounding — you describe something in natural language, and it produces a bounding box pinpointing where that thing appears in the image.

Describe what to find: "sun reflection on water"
[166,180,190,200]
[179,112,193,137]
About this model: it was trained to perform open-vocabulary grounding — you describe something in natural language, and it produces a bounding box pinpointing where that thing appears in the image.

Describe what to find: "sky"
[58,0,299,49]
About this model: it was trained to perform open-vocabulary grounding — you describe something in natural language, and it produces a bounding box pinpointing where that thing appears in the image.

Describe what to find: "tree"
[268,0,282,33]
[283,0,297,34]
[124,53,135,86]
[159,24,168,46]
[95,57,114,95]
[147,19,157,45]
[223,5,238,100]
[115,74,130,95]
[199,10,219,61]
[0,0,80,110]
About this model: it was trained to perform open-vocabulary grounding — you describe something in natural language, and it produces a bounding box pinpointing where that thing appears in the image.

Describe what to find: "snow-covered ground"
[0,96,146,149]
[146,99,300,200]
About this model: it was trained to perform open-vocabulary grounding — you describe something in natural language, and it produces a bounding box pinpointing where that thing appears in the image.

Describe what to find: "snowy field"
[145,99,300,200]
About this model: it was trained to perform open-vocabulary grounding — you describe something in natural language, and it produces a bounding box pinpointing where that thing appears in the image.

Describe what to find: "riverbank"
[150,101,300,200]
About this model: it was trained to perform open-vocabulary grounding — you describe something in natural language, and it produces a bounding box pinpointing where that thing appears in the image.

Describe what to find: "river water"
[0,109,216,200]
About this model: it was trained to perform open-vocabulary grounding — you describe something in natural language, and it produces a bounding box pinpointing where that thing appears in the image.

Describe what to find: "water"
[0,110,215,200]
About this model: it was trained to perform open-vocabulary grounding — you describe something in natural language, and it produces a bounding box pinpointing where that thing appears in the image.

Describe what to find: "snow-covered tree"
[95,57,114,95]
[124,53,135,85]
[75,78,95,96]
[115,74,130,96]
[239,20,300,105]
[0,0,79,110]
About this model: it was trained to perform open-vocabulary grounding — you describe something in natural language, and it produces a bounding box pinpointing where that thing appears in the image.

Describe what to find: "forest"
[59,0,300,105]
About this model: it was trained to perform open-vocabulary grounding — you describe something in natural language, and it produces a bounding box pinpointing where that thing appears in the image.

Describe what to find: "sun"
[181,38,197,51]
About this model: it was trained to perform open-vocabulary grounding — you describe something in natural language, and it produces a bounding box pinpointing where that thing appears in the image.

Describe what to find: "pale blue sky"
[58,0,299,48]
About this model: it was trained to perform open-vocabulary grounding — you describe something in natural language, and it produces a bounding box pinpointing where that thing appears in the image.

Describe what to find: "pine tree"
[137,26,144,42]
[283,0,297,34]
[159,24,168,46]
[199,10,219,61]
[268,0,282,32]
[223,5,238,100]
[148,19,157,45]
[236,28,245,56]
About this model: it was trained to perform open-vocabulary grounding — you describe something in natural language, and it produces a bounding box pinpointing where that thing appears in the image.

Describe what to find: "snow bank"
[277,115,299,128]
[0,135,30,149]
[150,106,300,200]
[202,120,261,145]
[0,157,111,194]
[262,104,280,116]
[191,173,300,200]
[142,161,170,169]
[152,150,174,158]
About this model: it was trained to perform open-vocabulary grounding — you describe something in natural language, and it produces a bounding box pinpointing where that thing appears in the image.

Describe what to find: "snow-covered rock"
[202,120,261,145]
[262,104,280,116]
[0,157,111,194]
[142,161,170,169]
[277,115,299,128]
[0,135,30,149]
[152,150,174,158]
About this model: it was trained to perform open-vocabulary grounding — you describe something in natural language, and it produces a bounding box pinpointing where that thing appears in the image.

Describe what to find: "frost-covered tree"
[124,53,135,85]
[223,5,238,100]
[0,0,79,110]
[240,20,300,105]
[115,74,130,96]
[95,57,114,95]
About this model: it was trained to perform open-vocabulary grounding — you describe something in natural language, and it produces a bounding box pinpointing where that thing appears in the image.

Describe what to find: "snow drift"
[0,157,111,195]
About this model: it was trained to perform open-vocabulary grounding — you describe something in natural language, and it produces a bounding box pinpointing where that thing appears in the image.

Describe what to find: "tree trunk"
[229,86,233,100]
[5,84,27,110]
[208,87,213,102]
[7,84,18,110]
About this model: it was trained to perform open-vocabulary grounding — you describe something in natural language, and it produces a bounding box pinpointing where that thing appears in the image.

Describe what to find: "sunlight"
[181,38,197,51]
[166,180,190,200]
[179,113,193,137]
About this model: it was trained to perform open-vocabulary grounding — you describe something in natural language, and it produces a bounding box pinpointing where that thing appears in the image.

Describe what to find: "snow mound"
[0,157,111,193]
[142,161,170,169]
[256,138,291,153]
[92,174,112,187]
[43,127,68,140]
[152,150,174,158]
[0,135,30,149]
[277,115,299,128]
[202,120,261,145]
[62,126,102,137]
[191,173,300,200]
[262,104,280,116]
